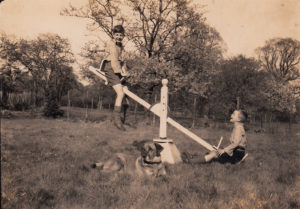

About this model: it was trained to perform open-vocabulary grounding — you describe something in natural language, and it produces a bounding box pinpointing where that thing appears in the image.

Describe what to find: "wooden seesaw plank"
[124,87,215,151]
[166,118,215,151]
[89,67,215,151]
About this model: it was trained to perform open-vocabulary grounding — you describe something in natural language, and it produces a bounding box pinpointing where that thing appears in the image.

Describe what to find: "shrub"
[43,88,64,118]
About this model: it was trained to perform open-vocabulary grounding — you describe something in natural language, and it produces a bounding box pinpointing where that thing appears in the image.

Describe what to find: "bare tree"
[125,0,193,58]
[62,0,202,58]
[61,0,122,38]
[256,38,300,83]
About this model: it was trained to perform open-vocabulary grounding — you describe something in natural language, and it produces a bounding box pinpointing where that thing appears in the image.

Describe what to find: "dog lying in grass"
[135,141,166,177]
[91,141,166,177]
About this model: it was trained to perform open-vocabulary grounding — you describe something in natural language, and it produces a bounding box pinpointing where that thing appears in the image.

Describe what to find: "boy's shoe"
[123,121,136,129]
[204,150,219,162]
[113,116,126,131]
[112,107,126,131]
[121,104,136,128]
[122,117,137,128]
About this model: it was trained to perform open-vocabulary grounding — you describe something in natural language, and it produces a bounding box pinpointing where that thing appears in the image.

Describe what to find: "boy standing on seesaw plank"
[205,109,248,164]
[101,25,130,131]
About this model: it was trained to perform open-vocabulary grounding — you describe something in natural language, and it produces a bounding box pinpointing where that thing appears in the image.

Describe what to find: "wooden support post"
[159,79,168,139]
[154,79,182,164]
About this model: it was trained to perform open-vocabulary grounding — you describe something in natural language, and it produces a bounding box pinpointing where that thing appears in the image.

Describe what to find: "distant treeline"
[1,7,299,120]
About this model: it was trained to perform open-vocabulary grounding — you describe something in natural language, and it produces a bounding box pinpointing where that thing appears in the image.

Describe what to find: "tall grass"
[2,116,299,209]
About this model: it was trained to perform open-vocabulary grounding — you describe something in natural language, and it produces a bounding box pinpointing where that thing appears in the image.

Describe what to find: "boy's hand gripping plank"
[89,68,216,151]
[213,136,223,150]
[89,59,128,85]
[89,65,109,85]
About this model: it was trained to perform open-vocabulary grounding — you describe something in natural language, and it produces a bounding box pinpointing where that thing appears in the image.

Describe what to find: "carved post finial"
[162,79,168,86]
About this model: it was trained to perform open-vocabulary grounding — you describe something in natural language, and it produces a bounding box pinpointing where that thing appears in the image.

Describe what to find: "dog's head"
[135,141,167,177]
[141,141,164,162]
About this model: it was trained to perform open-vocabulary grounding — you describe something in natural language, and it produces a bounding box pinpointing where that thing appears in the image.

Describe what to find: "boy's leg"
[122,96,136,127]
[121,96,129,124]
[204,150,219,163]
[113,106,125,130]
[217,147,246,164]
[216,153,232,164]
[113,84,124,107]
[122,102,129,123]
[237,153,248,164]
[112,84,125,131]
[102,62,126,130]
[231,147,246,164]
[182,151,218,164]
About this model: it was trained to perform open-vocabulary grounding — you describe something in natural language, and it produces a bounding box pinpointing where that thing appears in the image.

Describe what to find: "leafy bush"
[6,92,31,111]
[43,88,64,118]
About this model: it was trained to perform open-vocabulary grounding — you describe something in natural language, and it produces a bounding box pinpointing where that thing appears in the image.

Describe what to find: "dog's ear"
[133,140,148,150]
[154,143,164,156]
[142,142,158,159]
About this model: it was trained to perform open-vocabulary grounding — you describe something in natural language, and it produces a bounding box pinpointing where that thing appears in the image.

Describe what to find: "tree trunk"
[152,93,157,125]
[269,113,273,134]
[134,102,138,122]
[1,90,8,108]
[34,80,38,108]
[67,90,70,120]
[260,113,263,129]
[191,95,197,128]
[85,90,88,121]
[289,112,292,132]
[98,96,103,110]
[22,92,25,111]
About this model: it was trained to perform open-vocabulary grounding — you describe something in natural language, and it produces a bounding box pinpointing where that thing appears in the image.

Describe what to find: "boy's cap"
[237,110,248,122]
[113,25,125,34]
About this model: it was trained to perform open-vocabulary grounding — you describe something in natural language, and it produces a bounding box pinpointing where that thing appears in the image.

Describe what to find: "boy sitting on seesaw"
[186,110,248,164]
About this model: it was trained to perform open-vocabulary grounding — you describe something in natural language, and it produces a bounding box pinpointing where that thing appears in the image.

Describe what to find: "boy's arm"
[221,142,240,156]
[120,62,130,77]
[219,126,243,156]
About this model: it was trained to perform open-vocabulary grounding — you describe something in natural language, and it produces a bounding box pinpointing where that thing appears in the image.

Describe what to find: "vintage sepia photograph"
[1,0,299,208]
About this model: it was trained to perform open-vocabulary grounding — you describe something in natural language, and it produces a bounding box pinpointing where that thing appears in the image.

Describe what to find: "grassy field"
[1,112,300,209]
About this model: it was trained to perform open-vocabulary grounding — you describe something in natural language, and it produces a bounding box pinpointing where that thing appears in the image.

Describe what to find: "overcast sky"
[0,0,299,57]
